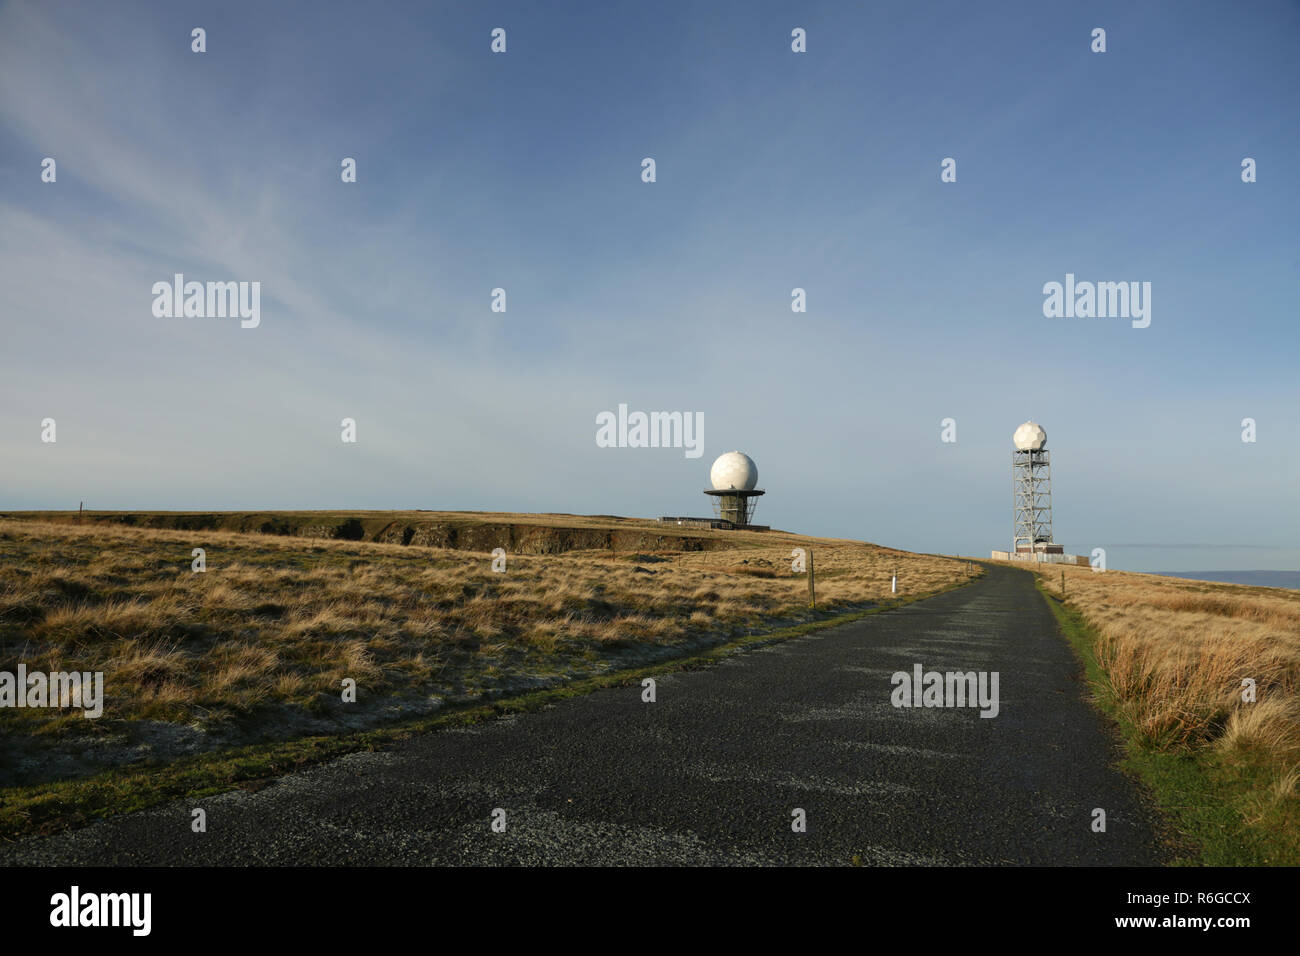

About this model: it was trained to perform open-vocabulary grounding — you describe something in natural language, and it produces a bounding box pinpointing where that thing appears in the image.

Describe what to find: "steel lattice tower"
[1012,447,1052,552]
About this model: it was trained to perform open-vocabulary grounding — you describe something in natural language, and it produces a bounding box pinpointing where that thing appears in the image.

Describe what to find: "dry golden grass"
[1029,562,1300,823]
[1,517,973,743]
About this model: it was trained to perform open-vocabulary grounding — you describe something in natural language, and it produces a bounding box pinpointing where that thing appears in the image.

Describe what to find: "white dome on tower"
[709,451,758,491]
[1013,421,1047,451]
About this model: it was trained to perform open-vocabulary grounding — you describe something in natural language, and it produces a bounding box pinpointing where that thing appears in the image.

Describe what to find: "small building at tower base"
[990,547,1089,566]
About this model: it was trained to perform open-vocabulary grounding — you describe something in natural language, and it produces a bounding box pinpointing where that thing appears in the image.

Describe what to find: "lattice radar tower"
[1011,422,1053,553]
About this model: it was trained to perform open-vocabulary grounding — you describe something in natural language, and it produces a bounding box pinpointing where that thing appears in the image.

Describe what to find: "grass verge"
[1040,580,1293,865]
[0,575,976,842]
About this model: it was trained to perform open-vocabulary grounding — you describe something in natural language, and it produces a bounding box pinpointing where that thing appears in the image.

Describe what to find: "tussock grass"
[1029,563,1300,863]
[0,575,976,842]
[1,517,974,785]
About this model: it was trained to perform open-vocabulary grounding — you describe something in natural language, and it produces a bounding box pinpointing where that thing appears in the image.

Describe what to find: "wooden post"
[807,548,815,608]
[78,501,83,524]
[1061,568,1065,597]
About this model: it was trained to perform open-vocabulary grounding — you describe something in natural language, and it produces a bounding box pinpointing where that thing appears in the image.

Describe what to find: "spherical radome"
[1013,421,1047,451]
[710,451,758,491]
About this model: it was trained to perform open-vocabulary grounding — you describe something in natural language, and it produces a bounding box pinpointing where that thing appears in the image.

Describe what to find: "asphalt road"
[2,564,1167,865]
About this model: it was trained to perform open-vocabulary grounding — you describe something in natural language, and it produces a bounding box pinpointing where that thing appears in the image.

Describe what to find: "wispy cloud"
[1,0,1297,572]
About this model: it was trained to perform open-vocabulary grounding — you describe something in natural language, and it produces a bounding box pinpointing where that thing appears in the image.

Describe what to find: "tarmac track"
[0,564,1167,865]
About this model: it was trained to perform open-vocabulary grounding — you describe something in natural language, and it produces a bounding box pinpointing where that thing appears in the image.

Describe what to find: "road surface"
[1,564,1167,865]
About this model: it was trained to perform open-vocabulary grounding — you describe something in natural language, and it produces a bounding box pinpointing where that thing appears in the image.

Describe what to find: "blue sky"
[1,0,1297,571]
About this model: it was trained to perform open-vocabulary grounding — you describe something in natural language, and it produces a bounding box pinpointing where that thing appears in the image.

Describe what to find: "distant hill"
[1153,570,1300,590]
[0,509,768,556]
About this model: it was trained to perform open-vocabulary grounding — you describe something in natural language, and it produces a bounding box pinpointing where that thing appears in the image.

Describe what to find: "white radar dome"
[709,451,758,491]
[1013,421,1047,451]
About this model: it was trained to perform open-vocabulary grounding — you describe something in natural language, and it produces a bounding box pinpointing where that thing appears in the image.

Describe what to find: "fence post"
[807,548,815,609]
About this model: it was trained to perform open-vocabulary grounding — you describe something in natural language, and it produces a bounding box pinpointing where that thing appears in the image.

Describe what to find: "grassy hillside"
[0,514,975,798]
[0,509,782,553]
